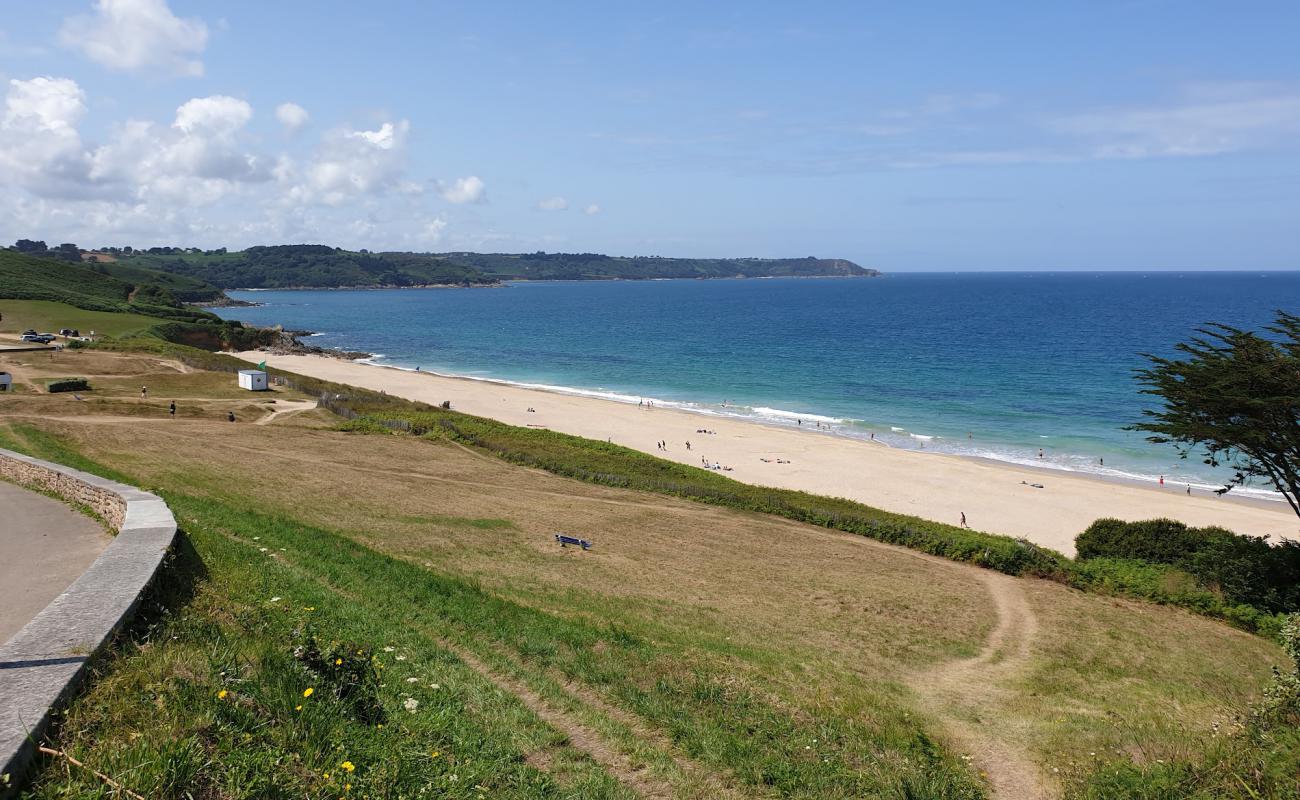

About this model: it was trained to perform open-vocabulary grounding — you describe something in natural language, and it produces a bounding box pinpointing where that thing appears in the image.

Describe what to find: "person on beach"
[1038,448,1044,459]
[1159,475,1164,485]
[140,385,148,398]
[1187,484,1192,495]
[686,441,691,450]
[1099,457,1104,466]
[960,512,968,528]
[169,401,176,418]
[227,411,236,423]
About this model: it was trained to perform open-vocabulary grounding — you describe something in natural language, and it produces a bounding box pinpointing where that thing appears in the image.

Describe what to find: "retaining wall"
[0,448,176,796]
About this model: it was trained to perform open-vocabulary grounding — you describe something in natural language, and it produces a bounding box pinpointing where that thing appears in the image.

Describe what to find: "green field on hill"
[0,299,162,338]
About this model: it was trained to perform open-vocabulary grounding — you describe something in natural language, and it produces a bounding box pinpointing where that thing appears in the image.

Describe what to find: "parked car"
[20,333,56,343]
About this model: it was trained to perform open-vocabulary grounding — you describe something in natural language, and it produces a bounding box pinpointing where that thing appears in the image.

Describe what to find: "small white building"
[0,371,11,392]
[237,370,268,391]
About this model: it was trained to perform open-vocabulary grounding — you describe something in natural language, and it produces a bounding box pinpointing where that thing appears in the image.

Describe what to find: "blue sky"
[1,1,1298,269]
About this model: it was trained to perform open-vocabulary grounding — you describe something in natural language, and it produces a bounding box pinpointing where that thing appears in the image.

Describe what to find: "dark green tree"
[1134,311,1300,518]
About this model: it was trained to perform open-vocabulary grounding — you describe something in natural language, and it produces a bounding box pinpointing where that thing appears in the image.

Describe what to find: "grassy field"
[0,299,162,338]
[1,347,1296,799]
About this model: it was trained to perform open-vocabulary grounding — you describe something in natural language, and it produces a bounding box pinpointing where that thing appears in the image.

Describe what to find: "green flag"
[256,360,266,371]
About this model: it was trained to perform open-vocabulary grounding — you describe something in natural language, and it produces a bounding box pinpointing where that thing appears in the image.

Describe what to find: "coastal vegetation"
[6,239,226,303]
[0,249,216,324]
[439,252,878,281]
[122,244,495,290]
[1077,518,1300,615]
[0,251,276,350]
[4,320,1299,798]
[1134,310,1300,518]
[103,244,876,288]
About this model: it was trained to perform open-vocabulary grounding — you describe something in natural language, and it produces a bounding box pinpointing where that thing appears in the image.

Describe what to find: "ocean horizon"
[217,271,1299,500]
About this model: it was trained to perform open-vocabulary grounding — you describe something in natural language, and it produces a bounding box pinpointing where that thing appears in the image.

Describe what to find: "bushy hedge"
[46,377,89,393]
[1077,517,1300,616]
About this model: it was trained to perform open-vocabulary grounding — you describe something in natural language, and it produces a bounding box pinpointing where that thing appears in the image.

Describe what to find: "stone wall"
[0,448,176,798]
[0,456,125,530]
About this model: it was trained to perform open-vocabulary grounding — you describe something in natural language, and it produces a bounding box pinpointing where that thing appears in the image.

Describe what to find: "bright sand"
[240,352,1298,555]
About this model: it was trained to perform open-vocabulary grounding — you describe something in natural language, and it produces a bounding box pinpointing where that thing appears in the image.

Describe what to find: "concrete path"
[0,482,109,644]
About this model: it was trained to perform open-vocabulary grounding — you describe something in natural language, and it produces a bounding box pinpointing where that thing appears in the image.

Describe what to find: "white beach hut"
[0,371,11,392]
[237,369,268,391]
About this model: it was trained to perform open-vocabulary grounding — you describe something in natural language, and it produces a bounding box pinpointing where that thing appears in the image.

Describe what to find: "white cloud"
[537,196,567,211]
[275,102,309,133]
[0,77,92,197]
[173,95,252,135]
[439,175,485,204]
[295,120,412,206]
[60,0,208,78]
[1049,85,1300,159]
[420,216,448,243]
[583,203,601,215]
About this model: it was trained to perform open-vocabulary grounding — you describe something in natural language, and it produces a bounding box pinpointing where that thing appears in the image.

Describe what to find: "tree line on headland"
[8,240,878,291]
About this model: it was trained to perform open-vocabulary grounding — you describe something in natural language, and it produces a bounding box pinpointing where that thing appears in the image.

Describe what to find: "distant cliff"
[95,244,879,289]
[439,252,880,281]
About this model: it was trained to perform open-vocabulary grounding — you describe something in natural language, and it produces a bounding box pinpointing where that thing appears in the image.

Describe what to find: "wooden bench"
[554,534,593,551]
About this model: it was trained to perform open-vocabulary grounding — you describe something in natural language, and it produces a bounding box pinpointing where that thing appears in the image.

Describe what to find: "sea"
[215,272,1299,499]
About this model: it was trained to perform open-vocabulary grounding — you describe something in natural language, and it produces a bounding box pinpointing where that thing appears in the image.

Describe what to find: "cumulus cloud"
[87,94,268,204]
[293,120,412,206]
[583,203,601,215]
[0,77,92,196]
[60,0,208,78]
[537,196,567,211]
[438,175,486,204]
[0,78,473,247]
[275,102,309,133]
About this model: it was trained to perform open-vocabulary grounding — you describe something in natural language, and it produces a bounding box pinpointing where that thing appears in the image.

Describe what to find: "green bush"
[46,377,89,393]
[1076,517,1203,562]
[1076,517,1300,617]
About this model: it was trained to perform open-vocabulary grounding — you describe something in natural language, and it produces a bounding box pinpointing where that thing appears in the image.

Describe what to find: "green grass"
[7,428,986,800]
[0,299,162,338]
[0,250,216,324]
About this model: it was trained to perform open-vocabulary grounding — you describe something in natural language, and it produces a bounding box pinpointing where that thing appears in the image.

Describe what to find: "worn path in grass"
[910,572,1044,800]
[255,399,318,425]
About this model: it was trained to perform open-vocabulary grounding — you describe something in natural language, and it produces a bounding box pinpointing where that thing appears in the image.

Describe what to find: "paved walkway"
[0,482,109,644]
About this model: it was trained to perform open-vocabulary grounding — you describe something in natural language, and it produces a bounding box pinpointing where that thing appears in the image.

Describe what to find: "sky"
[1,1,1299,270]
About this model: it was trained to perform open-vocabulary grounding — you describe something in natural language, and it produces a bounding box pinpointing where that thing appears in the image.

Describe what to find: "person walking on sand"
[140,385,148,398]
[686,441,691,451]
[960,512,968,528]
[1159,475,1164,486]
[169,401,176,418]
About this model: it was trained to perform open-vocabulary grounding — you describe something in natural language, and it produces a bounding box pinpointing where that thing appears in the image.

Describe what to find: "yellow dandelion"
[430,751,440,759]
[323,771,331,779]
[335,658,343,665]
[295,705,303,712]
[217,689,228,699]
[376,723,384,729]
[303,687,315,697]
[340,761,355,773]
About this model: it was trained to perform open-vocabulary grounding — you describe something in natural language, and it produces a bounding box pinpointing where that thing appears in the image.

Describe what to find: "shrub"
[1076,517,1201,563]
[1077,518,1300,616]
[46,377,90,393]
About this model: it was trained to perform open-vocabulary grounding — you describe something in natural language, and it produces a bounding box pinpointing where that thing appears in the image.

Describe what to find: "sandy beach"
[239,351,1298,555]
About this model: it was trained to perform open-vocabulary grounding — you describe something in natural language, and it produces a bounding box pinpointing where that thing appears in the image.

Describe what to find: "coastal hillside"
[5,239,226,303]
[0,340,1293,800]
[441,252,880,281]
[0,249,219,324]
[106,244,876,288]
[121,244,495,290]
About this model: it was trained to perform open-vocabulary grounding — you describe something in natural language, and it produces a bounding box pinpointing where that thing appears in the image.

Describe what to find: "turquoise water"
[218,272,1299,496]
